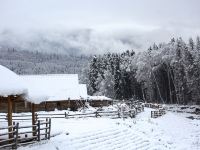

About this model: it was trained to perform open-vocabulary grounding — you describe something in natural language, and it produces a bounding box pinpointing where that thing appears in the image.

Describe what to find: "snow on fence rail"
[0,118,51,149]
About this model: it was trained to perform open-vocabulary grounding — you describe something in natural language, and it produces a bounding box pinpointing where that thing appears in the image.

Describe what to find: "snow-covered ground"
[11,107,200,150]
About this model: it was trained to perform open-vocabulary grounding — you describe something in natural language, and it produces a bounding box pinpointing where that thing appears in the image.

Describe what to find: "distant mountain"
[0,49,90,83]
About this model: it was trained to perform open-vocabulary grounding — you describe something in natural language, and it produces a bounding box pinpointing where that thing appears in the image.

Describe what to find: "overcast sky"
[0,0,200,54]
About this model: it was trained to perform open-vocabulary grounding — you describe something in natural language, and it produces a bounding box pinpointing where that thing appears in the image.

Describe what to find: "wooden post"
[32,103,36,136]
[37,120,40,141]
[95,111,98,118]
[35,113,38,122]
[14,123,19,149]
[117,110,120,118]
[48,118,51,140]
[8,96,13,139]
[64,112,68,119]
[45,118,48,139]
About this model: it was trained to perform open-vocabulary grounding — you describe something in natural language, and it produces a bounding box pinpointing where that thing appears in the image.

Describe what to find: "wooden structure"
[0,64,52,149]
[0,118,51,149]
[151,109,166,118]
[0,95,37,138]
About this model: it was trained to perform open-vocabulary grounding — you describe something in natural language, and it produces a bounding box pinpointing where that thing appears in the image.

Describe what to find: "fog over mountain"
[0,29,145,55]
[0,0,200,54]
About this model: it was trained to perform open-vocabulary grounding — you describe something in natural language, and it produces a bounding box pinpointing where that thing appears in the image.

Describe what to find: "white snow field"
[15,107,200,150]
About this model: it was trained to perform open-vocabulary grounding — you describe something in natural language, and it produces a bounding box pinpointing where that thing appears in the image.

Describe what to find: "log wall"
[0,98,112,113]
[0,100,87,112]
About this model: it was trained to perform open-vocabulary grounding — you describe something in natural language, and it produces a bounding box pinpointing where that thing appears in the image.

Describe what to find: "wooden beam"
[7,96,13,138]
[32,103,36,136]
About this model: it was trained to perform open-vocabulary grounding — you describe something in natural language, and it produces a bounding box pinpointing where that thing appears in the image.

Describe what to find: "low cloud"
[0,26,199,55]
[0,0,200,54]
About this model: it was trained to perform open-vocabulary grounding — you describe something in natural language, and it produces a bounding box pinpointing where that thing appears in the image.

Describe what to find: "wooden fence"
[0,113,38,122]
[143,103,166,118]
[0,118,51,149]
[36,110,138,119]
[0,109,140,149]
[0,109,143,122]
[144,103,162,109]
[151,109,166,118]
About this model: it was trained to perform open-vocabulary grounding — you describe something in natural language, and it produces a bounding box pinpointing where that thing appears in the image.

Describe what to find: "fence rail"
[0,107,145,122]
[0,113,38,122]
[35,109,141,119]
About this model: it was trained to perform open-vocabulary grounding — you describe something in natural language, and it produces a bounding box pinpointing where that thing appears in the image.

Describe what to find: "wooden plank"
[48,118,51,139]
[45,118,48,139]
[7,96,13,139]
[37,120,40,141]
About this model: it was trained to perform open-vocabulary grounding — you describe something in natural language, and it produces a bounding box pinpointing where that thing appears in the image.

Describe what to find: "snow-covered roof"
[20,74,88,104]
[0,65,112,104]
[87,96,112,101]
[0,65,27,97]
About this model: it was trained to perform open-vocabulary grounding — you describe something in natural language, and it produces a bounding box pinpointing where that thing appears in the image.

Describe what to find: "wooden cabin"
[0,65,112,114]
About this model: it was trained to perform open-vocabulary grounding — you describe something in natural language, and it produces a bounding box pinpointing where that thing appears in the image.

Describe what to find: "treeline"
[87,37,200,105]
[88,50,143,100]
[0,49,90,82]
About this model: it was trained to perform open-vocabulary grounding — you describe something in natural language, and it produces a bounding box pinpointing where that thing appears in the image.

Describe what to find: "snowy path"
[69,127,151,150]
[18,108,200,150]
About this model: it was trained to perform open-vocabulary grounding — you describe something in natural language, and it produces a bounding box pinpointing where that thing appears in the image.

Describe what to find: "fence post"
[129,111,132,118]
[13,122,15,138]
[37,120,40,141]
[11,122,15,148]
[117,110,120,118]
[14,123,19,149]
[95,111,101,118]
[64,112,68,119]
[35,113,38,122]
[48,118,51,140]
[45,118,48,139]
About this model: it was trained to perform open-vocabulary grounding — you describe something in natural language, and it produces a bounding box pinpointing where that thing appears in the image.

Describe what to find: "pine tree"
[153,43,158,50]
[173,38,188,104]
[183,47,194,103]
[88,55,99,95]
[196,36,200,52]
[113,54,122,99]
[188,38,194,51]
